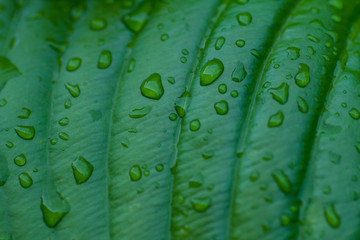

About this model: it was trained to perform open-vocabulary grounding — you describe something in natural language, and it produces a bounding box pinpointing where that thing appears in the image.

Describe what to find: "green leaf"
[0,0,360,239]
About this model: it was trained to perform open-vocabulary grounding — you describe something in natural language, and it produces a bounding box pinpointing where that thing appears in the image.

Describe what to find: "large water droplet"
[214,100,228,115]
[71,156,94,184]
[269,82,289,104]
[191,197,211,212]
[129,165,142,181]
[15,125,35,140]
[237,12,252,26]
[40,188,70,228]
[268,111,284,128]
[140,73,164,100]
[65,82,80,98]
[129,106,152,118]
[200,59,224,86]
[122,1,151,33]
[19,172,32,188]
[14,154,26,166]
[97,50,112,69]
[295,63,310,88]
[324,204,341,228]
[272,169,292,194]
[66,57,81,72]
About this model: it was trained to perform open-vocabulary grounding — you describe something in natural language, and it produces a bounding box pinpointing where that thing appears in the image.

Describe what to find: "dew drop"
[268,111,284,128]
[58,117,69,126]
[71,156,94,184]
[191,197,211,212]
[215,36,225,50]
[214,100,228,115]
[122,1,151,33]
[90,17,107,31]
[140,73,164,100]
[155,163,164,172]
[249,170,260,182]
[129,165,142,181]
[19,172,32,188]
[64,99,71,109]
[236,40,245,48]
[297,97,309,113]
[17,107,31,119]
[190,119,201,131]
[280,213,291,226]
[328,0,343,10]
[324,204,341,228]
[0,98,7,107]
[169,113,178,121]
[272,169,292,194]
[40,189,70,228]
[15,125,35,140]
[97,50,112,69]
[231,90,239,98]
[237,12,252,26]
[64,83,80,98]
[58,132,69,141]
[127,58,136,73]
[189,173,204,188]
[14,154,26,166]
[129,106,152,119]
[66,57,81,72]
[270,82,289,105]
[231,63,247,83]
[160,33,169,41]
[295,63,310,88]
[200,59,224,86]
[287,47,300,60]
[349,108,360,120]
[307,34,320,43]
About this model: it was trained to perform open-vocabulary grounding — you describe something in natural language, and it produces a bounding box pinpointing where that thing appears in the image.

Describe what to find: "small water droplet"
[214,100,228,115]
[64,99,71,109]
[14,154,26,166]
[129,165,142,181]
[0,98,7,107]
[200,59,224,86]
[218,84,227,94]
[58,117,69,126]
[155,163,164,172]
[189,173,204,188]
[129,106,152,119]
[122,1,151,33]
[169,113,178,121]
[272,169,292,194]
[235,40,245,48]
[189,119,201,131]
[280,213,291,226]
[237,12,252,26]
[15,125,35,140]
[180,56,187,63]
[349,108,360,120]
[269,82,289,104]
[160,33,169,41]
[97,50,112,69]
[295,63,310,88]
[231,63,247,83]
[268,111,284,127]
[249,170,260,182]
[140,73,164,100]
[58,132,69,140]
[215,36,225,50]
[71,156,94,184]
[127,58,136,73]
[90,17,107,31]
[18,107,31,119]
[181,49,189,55]
[66,57,81,72]
[19,172,32,188]
[191,197,211,212]
[64,83,80,98]
[287,47,300,60]
[324,204,341,228]
[297,97,309,113]
[307,34,320,43]
[6,141,14,148]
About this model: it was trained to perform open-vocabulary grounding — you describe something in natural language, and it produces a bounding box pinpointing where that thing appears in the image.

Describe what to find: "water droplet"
[71,156,94,184]
[0,57,22,89]
[280,213,291,226]
[295,63,310,88]
[328,0,343,9]
[40,189,70,228]
[66,57,81,72]
[6,141,14,148]
[129,106,152,119]
[287,47,300,60]
[15,125,35,140]
[250,49,261,58]
[155,163,164,172]
[140,73,164,100]
[90,17,107,31]
[214,100,228,115]
[237,12,252,26]
[272,169,292,194]
[236,40,245,48]
[249,170,260,182]
[349,108,360,120]
[200,59,224,86]
[324,204,341,228]
[270,82,289,104]
[64,82,80,98]
[97,50,112,69]
[307,34,320,43]
[268,111,284,128]
[19,172,32,188]
[181,49,189,55]
[202,150,214,159]
[180,56,187,63]
[297,97,309,113]
[330,15,341,23]
[0,98,7,107]
[167,76,175,85]
[122,1,151,33]
[218,84,227,94]
[58,132,69,141]
[169,113,178,121]
[144,170,150,176]
[189,173,204,188]
[127,58,136,73]
[129,165,142,181]
[175,105,185,118]
[160,33,169,41]
[191,197,211,212]
[14,154,26,166]
[18,107,31,119]
[58,117,69,126]
[64,99,71,109]
[215,36,225,50]
[190,119,201,131]
[231,63,247,82]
